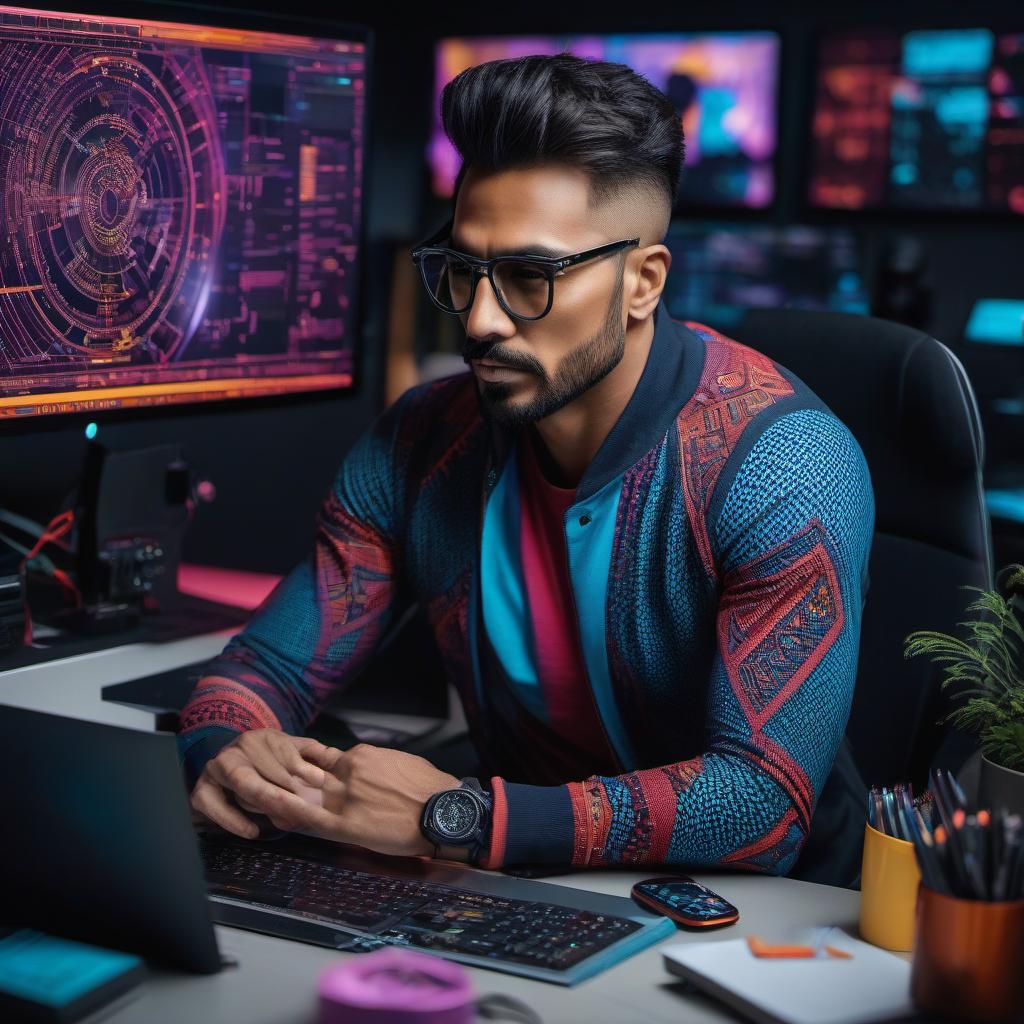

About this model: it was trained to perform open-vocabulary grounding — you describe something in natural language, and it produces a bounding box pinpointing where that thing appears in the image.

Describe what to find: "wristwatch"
[420,777,493,863]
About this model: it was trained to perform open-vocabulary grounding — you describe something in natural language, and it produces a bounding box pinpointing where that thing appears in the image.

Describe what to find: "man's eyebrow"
[449,237,569,260]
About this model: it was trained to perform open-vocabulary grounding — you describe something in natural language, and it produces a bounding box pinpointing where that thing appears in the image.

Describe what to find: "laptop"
[0,705,221,973]
[0,706,674,984]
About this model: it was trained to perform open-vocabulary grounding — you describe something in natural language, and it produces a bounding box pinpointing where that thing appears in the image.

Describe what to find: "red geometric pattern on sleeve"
[716,519,846,832]
[178,675,281,734]
[677,322,794,577]
[316,490,397,662]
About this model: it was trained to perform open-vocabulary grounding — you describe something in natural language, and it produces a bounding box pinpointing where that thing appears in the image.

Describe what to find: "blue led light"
[891,163,918,186]
[934,86,988,132]
[903,29,993,77]
[84,422,98,440]
[964,299,1024,346]
[987,489,1024,524]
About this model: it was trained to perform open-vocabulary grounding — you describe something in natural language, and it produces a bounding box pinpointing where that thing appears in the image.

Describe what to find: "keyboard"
[201,838,644,974]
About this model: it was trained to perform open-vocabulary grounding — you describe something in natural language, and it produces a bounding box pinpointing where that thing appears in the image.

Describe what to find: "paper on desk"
[663,928,913,1024]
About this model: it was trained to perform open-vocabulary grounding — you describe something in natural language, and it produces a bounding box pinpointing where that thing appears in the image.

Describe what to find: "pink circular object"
[195,479,217,503]
[318,948,475,1024]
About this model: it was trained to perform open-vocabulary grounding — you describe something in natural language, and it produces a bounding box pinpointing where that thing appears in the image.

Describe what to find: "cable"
[0,529,58,576]
[0,508,45,539]
[18,509,81,643]
[0,507,72,551]
[475,994,544,1024]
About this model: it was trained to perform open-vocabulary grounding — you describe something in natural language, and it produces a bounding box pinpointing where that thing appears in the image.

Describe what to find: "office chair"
[731,309,993,790]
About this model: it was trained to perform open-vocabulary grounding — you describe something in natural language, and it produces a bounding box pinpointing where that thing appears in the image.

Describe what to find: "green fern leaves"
[904,565,1024,772]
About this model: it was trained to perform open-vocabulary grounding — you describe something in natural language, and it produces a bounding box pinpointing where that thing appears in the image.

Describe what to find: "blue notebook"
[0,929,146,1023]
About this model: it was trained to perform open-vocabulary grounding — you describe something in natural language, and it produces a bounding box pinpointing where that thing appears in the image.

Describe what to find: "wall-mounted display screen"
[0,5,367,419]
[662,223,870,329]
[430,33,780,210]
[809,28,1024,215]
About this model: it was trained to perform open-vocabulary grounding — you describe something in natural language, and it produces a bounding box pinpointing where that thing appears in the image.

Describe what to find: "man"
[179,55,874,884]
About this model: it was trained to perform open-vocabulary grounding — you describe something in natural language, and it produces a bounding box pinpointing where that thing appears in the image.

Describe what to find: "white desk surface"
[0,578,875,1024]
[0,628,235,729]
[91,870,864,1024]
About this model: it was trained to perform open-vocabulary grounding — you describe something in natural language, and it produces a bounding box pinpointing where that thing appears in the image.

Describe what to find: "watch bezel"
[422,785,487,846]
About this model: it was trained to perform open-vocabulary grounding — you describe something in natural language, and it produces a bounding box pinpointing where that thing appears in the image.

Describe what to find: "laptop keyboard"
[201,839,642,972]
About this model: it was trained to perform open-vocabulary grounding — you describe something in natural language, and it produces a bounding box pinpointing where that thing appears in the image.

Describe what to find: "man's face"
[452,164,629,428]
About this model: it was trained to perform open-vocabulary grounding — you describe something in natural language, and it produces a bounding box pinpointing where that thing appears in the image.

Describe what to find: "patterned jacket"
[178,301,875,877]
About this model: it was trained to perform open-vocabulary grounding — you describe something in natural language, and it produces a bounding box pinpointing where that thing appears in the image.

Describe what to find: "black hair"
[441,53,685,215]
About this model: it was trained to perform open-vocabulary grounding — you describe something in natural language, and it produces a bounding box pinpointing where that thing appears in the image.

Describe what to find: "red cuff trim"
[567,781,592,866]
[480,776,508,869]
[568,777,613,866]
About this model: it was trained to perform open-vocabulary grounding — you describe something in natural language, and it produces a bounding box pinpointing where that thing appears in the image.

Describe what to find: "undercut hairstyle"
[441,54,685,229]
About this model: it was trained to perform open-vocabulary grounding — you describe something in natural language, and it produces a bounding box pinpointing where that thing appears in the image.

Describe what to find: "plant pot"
[979,753,1024,817]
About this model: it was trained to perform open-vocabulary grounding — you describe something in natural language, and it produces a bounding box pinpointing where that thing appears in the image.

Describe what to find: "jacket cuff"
[479,777,575,868]
[177,727,238,792]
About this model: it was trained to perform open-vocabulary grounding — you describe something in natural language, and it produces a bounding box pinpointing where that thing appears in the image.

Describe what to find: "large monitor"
[430,33,780,210]
[0,5,367,420]
[808,28,1024,215]
[662,223,870,330]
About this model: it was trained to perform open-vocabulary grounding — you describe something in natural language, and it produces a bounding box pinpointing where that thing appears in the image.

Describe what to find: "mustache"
[462,340,543,376]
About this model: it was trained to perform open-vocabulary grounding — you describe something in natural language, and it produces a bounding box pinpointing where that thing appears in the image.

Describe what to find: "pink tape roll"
[318,948,476,1024]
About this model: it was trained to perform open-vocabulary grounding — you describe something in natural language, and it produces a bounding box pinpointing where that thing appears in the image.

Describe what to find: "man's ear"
[626,245,671,322]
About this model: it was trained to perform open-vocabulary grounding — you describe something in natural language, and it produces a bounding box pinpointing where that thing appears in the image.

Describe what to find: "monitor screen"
[662,223,870,330]
[430,33,780,209]
[0,5,366,420]
[808,28,1024,214]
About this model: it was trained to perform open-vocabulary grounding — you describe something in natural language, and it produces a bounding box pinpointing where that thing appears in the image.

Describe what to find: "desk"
[0,563,258,727]
[90,871,863,1024]
[0,571,869,1024]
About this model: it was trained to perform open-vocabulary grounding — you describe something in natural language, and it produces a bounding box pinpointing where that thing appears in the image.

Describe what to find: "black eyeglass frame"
[410,223,640,322]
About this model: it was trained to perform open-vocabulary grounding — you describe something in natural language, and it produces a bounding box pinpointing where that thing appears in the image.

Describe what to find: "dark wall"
[2,0,1022,576]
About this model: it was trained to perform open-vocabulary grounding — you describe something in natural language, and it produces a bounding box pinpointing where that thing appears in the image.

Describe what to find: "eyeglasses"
[410,222,640,322]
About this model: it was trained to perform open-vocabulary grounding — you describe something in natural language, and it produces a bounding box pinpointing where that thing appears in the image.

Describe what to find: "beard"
[466,270,627,430]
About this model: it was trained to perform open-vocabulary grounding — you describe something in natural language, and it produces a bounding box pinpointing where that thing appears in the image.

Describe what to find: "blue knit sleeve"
[176,390,415,786]
[677,408,874,872]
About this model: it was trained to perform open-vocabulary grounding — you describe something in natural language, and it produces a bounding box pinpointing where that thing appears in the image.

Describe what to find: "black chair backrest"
[732,309,992,788]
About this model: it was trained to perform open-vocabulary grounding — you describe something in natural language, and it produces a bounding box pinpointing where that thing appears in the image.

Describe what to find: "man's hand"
[312,744,461,858]
[190,728,336,839]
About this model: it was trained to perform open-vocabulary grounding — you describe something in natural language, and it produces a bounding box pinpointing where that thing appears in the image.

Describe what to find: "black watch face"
[431,790,481,843]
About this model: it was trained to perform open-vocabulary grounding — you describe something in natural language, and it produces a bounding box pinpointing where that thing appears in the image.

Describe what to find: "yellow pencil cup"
[859,822,921,951]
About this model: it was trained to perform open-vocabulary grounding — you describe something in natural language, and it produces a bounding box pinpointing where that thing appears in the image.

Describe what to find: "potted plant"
[904,564,1024,815]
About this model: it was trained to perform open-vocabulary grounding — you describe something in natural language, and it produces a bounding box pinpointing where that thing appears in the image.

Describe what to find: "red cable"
[20,509,82,645]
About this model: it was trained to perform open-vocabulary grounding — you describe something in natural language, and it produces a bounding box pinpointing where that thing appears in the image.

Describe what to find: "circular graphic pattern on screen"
[0,45,225,361]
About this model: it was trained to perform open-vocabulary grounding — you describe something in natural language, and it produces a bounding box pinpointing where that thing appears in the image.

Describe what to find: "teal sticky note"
[0,930,143,1008]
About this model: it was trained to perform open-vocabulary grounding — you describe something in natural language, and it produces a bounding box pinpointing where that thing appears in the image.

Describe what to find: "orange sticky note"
[747,935,852,960]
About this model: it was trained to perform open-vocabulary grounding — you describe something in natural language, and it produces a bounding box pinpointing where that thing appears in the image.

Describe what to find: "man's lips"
[472,359,530,383]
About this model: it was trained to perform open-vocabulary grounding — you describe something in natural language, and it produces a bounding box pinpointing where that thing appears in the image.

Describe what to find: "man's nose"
[464,271,517,342]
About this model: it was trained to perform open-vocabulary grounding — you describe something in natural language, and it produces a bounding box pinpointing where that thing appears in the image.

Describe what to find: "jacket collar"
[577,299,706,499]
